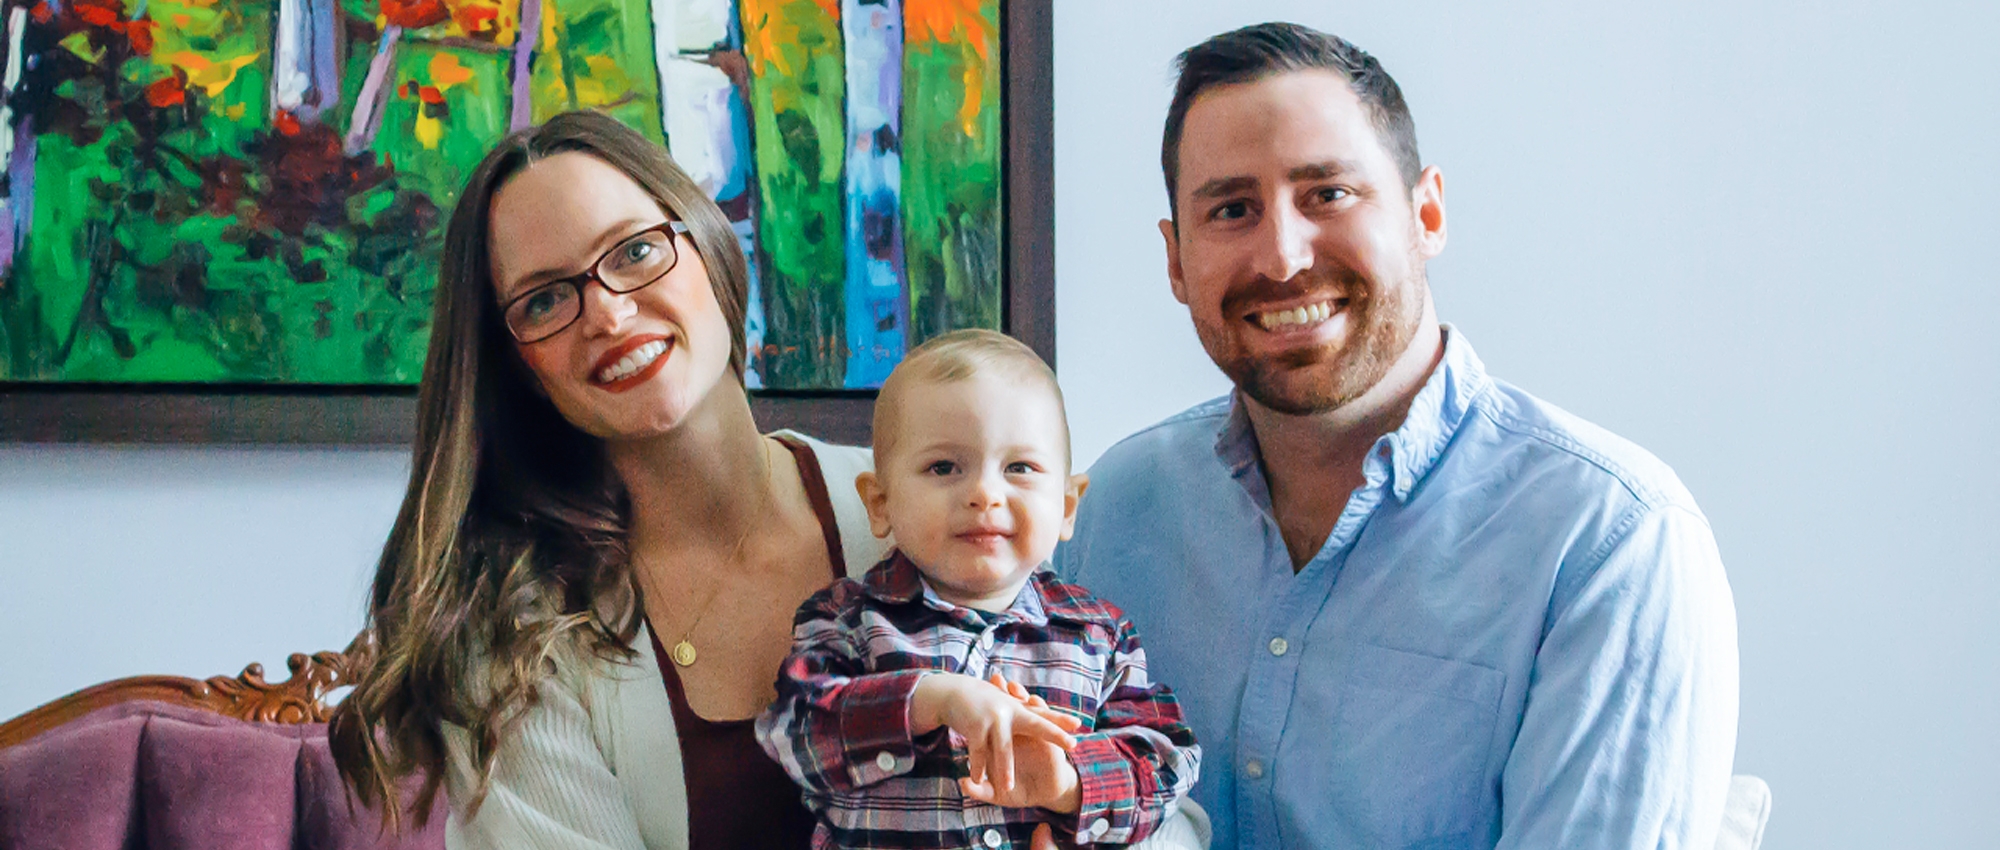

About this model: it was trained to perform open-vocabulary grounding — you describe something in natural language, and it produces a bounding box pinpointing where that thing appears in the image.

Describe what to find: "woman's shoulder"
[776,430,871,479]
[771,430,893,579]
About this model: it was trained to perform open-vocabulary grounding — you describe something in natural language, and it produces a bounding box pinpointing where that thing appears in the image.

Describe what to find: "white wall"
[3,3,1995,848]
[0,447,407,714]
[1055,3,1999,850]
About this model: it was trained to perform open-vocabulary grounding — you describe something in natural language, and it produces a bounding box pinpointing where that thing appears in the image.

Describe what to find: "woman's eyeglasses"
[500,220,692,344]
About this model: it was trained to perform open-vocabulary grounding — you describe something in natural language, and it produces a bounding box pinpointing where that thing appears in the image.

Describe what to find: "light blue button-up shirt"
[1059,328,1738,849]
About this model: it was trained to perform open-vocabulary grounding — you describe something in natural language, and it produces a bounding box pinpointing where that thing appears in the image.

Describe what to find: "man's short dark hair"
[1162,22,1422,218]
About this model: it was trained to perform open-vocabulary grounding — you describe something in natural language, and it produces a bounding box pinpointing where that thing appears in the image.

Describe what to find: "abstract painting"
[0,0,1003,390]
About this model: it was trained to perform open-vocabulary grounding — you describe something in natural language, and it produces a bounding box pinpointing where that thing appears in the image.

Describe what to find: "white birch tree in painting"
[272,0,342,124]
[651,0,769,385]
[344,26,406,155]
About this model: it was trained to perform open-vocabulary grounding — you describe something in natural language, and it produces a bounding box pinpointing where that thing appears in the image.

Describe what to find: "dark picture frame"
[0,1,1052,447]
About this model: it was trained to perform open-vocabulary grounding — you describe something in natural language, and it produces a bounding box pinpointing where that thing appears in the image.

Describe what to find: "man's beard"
[1193,263,1426,417]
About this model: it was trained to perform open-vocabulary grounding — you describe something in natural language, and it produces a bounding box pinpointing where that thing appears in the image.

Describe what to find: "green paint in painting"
[529,0,666,143]
[370,44,512,209]
[901,0,1001,346]
[742,0,846,388]
[0,0,443,383]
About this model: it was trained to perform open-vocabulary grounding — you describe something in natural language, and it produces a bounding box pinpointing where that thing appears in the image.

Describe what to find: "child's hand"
[958,727,1082,813]
[912,673,1076,794]
[985,673,1085,734]
[958,674,1084,813]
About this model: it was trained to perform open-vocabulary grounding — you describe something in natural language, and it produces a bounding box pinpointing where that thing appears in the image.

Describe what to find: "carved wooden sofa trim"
[0,651,352,749]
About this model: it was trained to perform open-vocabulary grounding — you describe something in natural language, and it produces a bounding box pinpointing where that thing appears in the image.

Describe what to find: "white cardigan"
[442,433,890,850]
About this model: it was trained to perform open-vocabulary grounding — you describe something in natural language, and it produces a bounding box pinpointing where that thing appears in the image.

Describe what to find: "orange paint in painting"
[74,4,118,25]
[144,75,185,107]
[451,1,500,34]
[904,0,990,60]
[428,52,476,86]
[740,0,800,77]
[126,20,155,55]
[380,0,449,29]
[959,62,980,137]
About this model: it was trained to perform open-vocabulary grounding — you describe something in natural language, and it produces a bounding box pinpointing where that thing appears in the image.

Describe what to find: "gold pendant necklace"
[664,562,727,668]
[652,440,774,669]
[663,531,740,668]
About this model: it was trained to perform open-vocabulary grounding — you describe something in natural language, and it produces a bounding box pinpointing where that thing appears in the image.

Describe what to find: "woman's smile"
[590,334,675,392]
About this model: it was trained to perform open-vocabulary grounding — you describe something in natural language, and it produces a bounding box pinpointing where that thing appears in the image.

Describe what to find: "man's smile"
[1248,296,1349,332]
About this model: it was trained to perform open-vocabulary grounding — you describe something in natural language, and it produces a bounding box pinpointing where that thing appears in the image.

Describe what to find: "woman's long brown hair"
[328,110,750,828]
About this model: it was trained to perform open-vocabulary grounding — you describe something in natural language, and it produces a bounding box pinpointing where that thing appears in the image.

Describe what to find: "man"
[1058,22,1739,850]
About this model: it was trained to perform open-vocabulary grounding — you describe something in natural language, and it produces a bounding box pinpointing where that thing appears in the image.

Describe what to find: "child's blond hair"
[871,329,1070,470]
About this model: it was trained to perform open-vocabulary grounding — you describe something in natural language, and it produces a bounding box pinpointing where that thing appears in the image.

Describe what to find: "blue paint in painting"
[307,0,339,119]
[840,0,904,388]
[719,4,765,387]
[738,216,765,388]
[5,121,34,274]
[717,77,754,202]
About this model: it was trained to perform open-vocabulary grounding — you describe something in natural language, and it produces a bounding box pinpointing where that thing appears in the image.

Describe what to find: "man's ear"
[1412,165,1447,260]
[1159,218,1189,305]
[1058,473,1091,541]
[855,471,893,539]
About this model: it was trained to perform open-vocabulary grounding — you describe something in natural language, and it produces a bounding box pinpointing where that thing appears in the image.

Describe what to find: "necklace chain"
[647,438,775,668]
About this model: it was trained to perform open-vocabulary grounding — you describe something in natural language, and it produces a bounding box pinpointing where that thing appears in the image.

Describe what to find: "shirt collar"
[1214,323,1492,504]
[860,551,1098,628]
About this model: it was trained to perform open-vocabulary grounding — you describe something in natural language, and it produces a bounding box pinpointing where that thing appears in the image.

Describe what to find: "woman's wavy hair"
[328,110,749,827]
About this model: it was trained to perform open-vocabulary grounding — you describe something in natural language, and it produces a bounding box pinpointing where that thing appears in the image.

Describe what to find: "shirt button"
[1244,759,1265,779]
[1268,637,1289,656]
[1089,818,1111,837]
[982,828,1004,848]
[875,751,897,772]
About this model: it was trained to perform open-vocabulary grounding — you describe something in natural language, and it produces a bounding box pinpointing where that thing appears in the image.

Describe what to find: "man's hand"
[911,673,1076,794]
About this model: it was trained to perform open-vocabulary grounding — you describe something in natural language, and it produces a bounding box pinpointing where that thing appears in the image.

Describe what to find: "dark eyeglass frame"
[499,220,693,344]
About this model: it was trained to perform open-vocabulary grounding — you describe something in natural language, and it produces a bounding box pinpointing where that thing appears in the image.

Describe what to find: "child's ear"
[856,471,893,539]
[1058,473,1090,541]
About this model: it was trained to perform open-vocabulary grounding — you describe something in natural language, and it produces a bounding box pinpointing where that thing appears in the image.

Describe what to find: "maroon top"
[647,435,846,850]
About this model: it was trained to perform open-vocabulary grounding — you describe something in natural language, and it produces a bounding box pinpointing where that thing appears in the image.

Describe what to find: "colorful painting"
[0,0,1002,390]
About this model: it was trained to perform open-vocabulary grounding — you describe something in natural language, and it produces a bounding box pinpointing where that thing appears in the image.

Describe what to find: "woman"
[330,111,892,849]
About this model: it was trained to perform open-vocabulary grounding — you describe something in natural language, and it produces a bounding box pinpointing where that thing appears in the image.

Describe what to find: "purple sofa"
[0,655,444,850]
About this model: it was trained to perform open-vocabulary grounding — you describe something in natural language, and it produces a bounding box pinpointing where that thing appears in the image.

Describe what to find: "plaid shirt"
[755,552,1201,850]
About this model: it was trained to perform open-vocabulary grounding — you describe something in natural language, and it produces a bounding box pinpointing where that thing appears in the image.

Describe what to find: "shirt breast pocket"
[1276,642,1506,849]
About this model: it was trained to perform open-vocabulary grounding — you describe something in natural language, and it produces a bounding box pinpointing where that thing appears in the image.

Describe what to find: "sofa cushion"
[295,736,444,850]
[138,713,307,850]
[0,712,144,850]
[4,700,442,850]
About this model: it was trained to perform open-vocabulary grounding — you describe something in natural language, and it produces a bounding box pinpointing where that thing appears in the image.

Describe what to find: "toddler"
[755,330,1202,850]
